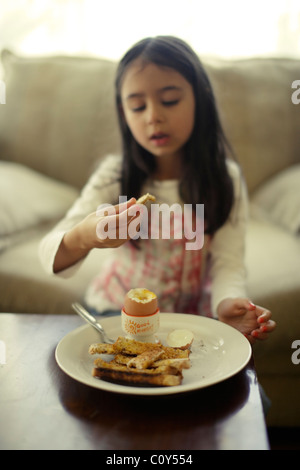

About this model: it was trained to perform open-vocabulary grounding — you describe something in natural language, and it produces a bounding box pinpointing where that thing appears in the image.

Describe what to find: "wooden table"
[0,313,269,451]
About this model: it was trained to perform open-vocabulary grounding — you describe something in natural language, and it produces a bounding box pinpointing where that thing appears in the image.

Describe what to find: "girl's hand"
[83,197,142,249]
[217,298,276,344]
[53,198,141,273]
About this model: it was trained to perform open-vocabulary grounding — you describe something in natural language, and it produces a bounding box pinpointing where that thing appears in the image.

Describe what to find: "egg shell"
[166,329,194,349]
[124,288,158,317]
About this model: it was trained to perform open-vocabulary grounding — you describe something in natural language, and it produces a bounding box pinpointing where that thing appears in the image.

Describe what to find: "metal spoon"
[72,302,115,344]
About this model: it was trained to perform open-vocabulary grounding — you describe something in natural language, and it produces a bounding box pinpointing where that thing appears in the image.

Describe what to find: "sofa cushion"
[1,51,299,193]
[0,50,121,189]
[0,226,110,314]
[0,161,78,251]
[205,57,300,192]
[250,164,300,235]
[245,217,300,377]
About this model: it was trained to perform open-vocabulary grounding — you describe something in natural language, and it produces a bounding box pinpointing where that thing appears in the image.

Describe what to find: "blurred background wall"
[0,0,299,73]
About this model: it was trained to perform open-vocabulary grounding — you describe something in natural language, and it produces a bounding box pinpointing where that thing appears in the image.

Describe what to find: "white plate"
[55,313,251,396]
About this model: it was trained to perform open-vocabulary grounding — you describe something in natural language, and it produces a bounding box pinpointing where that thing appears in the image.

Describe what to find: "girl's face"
[120,59,195,177]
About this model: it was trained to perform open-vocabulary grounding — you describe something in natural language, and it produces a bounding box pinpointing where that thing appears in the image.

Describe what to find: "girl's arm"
[39,154,126,275]
[209,160,249,316]
[52,198,137,273]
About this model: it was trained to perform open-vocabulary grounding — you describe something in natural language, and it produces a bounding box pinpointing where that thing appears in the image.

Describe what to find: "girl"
[40,36,276,343]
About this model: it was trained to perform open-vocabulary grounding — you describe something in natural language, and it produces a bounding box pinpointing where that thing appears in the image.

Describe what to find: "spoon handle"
[72,302,114,344]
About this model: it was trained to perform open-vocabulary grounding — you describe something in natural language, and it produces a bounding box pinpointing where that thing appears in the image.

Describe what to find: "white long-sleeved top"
[39,154,248,317]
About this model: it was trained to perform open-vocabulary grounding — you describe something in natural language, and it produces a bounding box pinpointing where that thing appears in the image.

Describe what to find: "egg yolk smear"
[127,288,156,303]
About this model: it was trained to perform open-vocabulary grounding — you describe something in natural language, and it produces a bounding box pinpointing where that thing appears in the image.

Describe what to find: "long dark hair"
[115,36,234,235]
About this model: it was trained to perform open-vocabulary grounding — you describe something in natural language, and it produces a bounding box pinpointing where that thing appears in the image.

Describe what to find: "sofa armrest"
[250,164,300,235]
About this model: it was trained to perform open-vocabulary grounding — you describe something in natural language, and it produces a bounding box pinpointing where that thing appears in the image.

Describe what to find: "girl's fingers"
[227,298,256,315]
[97,204,146,241]
[96,198,136,217]
[117,203,146,227]
[251,330,269,340]
[259,319,276,333]
[115,197,136,214]
[257,310,272,324]
[247,302,273,326]
[255,307,276,334]
[251,319,276,341]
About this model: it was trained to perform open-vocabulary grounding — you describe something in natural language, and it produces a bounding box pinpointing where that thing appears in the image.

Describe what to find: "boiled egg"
[124,288,158,317]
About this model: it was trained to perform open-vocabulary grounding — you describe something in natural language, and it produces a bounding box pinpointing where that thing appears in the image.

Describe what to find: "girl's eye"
[131,99,179,112]
[163,100,179,107]
[132,105,145,112]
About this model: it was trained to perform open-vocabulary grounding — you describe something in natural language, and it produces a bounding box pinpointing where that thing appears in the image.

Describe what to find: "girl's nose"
[147,103,164,124]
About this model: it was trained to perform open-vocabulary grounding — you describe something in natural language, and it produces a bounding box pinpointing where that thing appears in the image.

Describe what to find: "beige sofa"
[0,50,299,427]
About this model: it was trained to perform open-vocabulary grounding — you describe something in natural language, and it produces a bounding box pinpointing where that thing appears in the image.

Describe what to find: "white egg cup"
[121,308,160,343]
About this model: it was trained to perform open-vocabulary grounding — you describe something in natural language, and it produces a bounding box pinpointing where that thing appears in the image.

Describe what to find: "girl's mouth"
[150,133,170,146]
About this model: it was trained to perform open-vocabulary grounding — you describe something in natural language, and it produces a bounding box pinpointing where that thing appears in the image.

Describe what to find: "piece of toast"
[92,358,182,386]
[136,193,156,205]
[127,348,163,369]
[89,336,191,387]
[114,353,191,370]
[88,343,115,355]
[89,336,190,358]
